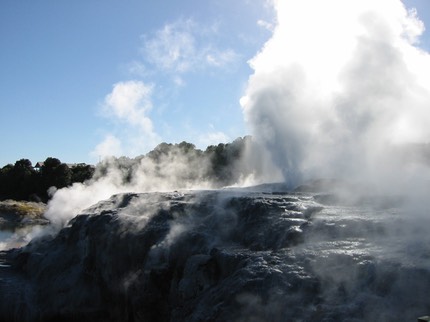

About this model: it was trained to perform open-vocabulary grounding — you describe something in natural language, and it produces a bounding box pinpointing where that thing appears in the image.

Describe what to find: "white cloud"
[257,19,274,32]
[173,75,186,87]
[198,131,231,147]
[141,18,239,76]
[127,61,148,77]
[92,81,161,159]
[205,48,239,67]
[104,81,156,137]
[143,19,196,73]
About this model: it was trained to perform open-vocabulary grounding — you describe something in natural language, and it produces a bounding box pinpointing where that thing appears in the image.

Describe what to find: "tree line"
[94,136,253,188]
[0,136,253,202]
[0,158,94,202]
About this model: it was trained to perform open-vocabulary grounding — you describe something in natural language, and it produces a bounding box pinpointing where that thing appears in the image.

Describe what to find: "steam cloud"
[44,0,430,228]
[45,151,214,227]
[241,0,430,190]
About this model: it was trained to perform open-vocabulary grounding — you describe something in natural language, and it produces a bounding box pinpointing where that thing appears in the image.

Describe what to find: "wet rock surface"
[0,188,429,321]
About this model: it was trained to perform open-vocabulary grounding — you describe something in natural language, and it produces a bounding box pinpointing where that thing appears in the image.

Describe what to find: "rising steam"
[241,0,430,190]
[45,151,213,227]
[44,0,430,228]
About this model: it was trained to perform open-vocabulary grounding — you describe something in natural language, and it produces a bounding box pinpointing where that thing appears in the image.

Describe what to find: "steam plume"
[44,152,214,227]
[241,0,430,189]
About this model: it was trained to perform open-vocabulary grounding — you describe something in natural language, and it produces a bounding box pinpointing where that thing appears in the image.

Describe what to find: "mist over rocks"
[41,137,275,229]
[0,189,315,321]
[1,188,430,321]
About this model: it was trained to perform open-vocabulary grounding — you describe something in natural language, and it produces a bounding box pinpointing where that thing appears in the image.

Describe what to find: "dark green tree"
[40,157,72,193]
[10,159,38,200]
[178,141,197,154]
[204,137,248,185]
[71,164,95,183]
[147,142,173,162]
[0,164,14,199]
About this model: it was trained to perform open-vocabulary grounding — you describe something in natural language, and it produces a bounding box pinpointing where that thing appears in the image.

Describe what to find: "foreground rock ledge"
[0,189,429,321]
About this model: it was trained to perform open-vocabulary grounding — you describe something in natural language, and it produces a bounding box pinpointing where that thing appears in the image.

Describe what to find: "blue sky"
[0,0,429,166]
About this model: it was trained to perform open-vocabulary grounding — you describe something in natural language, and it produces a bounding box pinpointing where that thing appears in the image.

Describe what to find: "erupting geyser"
[241,0,430,190]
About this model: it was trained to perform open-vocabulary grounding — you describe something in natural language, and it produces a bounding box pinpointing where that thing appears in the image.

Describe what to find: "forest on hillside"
[0,137,252,202]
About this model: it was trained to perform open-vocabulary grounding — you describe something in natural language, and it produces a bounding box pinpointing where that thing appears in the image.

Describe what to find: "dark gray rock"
[0,189,429,321]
